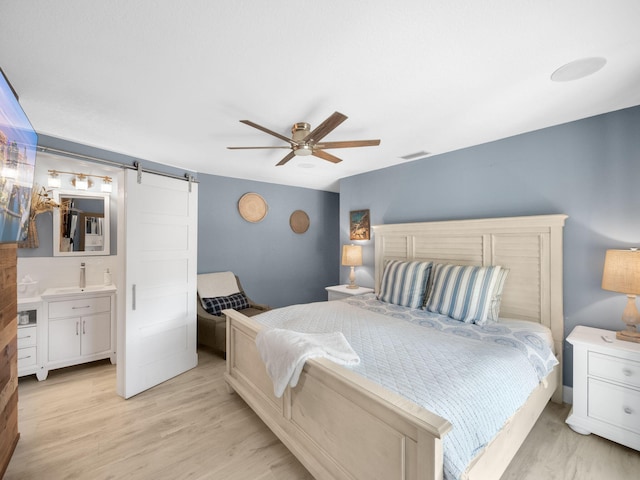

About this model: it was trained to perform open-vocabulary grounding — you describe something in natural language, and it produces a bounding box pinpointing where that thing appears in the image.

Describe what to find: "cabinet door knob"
[622,368,633,377]
[624,407,633,415]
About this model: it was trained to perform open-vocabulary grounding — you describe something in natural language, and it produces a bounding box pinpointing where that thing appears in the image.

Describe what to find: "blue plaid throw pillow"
[202,292,249,316]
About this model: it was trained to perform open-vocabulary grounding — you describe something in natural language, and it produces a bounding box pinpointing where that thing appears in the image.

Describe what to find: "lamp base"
[616,329,640,343]
[347,265,358,289]
[616,295,640,343]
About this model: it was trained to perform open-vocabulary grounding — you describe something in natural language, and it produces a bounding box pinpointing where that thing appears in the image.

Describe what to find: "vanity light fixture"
[73,174,90,190]
[101,177,112,193]
[47,170,61,188]
[47,169,113,192]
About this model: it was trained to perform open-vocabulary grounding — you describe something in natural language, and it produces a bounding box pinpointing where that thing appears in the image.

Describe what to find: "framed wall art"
[349,209,370,240]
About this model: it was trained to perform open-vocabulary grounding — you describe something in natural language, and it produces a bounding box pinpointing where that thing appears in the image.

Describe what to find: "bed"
[223,214,567,480]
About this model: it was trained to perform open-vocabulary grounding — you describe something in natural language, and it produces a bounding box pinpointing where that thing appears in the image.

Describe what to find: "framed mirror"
[53,190,110,256]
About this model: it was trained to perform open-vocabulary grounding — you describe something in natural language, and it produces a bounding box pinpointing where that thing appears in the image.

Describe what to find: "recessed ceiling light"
[550,57,606,82]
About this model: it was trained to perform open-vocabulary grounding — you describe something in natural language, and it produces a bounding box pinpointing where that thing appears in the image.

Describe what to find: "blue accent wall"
[339,105,640,388]
[197,173,339,308]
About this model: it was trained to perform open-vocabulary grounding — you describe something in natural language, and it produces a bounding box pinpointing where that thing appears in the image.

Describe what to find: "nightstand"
[566,325,640,451]
[325,285,374,301]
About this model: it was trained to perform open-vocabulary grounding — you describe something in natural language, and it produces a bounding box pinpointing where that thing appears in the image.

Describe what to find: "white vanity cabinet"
[16,297,46,380]
[41,286,116,379]
[17,326,37,368]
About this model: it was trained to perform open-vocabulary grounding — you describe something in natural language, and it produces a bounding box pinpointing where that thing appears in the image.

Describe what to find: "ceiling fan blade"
[303,111,348,145]
[227,146,290,150]
[314,139,381,149]
[276,151,296,166]
[239,120,294,145]
[312,149,343,164]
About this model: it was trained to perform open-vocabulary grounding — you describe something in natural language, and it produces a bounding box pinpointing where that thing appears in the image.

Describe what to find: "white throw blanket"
[255,328,361,398]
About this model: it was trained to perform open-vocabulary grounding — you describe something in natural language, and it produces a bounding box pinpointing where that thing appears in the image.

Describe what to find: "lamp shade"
[342,244,362,267]
[602,249,640,295]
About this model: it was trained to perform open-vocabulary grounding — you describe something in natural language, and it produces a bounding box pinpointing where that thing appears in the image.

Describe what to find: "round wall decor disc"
[290,210,310,234]
[238,193,268,223]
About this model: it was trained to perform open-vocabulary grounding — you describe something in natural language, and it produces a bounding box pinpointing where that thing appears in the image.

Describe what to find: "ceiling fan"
[227,111,380,166]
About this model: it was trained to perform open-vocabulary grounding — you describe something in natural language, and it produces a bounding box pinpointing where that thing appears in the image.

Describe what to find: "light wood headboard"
[372,214,567,397]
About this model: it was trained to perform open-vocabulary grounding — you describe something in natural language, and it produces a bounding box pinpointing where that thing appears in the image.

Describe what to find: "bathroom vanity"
[40,285,117,380]
[16,181,117,380]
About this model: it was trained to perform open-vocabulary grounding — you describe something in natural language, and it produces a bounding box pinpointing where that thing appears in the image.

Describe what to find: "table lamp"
[602,248,640,342]
[342,244,362,289]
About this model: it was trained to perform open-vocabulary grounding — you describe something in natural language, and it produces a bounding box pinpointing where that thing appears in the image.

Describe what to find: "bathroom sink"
[41,284,117,298]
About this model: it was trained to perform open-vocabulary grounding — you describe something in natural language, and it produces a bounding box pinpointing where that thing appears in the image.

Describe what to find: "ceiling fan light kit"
[293,145,313,156]
[228,111,380,166]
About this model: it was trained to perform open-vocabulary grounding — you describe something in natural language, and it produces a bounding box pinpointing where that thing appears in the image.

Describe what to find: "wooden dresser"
[0,243,19,476]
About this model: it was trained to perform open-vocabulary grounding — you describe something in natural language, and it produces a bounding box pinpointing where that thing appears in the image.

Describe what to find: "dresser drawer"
[17,326,37,348]
[589,351,640,388]
[18,346,37,368]
[588,378,640,435]
[48,296,111,318]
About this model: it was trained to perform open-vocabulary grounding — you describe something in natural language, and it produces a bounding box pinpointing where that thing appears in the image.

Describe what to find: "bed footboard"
[224,309,452,480]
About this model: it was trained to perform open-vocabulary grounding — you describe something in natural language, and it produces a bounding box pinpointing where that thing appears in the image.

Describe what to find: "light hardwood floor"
[5,349,639,480]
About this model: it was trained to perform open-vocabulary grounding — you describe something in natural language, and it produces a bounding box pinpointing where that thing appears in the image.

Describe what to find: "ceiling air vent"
[400,151,431,161]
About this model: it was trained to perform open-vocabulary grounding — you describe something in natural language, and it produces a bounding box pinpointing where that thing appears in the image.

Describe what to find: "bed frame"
[224,214,567,480]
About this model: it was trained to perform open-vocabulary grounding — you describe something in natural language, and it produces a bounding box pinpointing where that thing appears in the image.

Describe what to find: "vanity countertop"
[41,284,117,299]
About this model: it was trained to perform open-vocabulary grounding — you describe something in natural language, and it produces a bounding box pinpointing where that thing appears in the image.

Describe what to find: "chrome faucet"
[80,262,86,289]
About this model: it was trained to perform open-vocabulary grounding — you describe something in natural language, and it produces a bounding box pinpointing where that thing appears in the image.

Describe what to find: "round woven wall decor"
[238,192,268,223]
[290,210,310,234]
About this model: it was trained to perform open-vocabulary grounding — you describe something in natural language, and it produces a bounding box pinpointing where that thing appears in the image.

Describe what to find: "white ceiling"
[1,1,639,192]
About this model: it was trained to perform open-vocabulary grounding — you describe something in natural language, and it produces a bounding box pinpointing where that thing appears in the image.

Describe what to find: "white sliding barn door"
[117,169,198,399]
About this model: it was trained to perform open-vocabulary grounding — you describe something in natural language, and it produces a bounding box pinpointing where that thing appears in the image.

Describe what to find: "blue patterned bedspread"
[253,294,558,480]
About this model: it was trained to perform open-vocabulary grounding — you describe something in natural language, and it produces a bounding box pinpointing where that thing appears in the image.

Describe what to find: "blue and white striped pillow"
[378,260,432,309]
[425,264,503,324]
[487,268,509,323]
